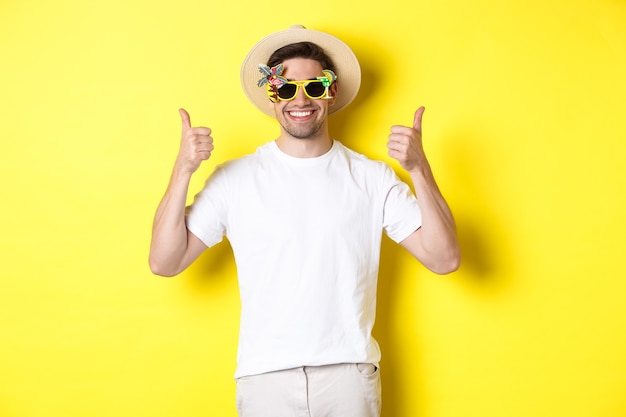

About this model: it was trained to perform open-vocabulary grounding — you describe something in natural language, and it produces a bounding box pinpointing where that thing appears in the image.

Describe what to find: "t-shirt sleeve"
[185,166,229,248]
[381,167,422,243]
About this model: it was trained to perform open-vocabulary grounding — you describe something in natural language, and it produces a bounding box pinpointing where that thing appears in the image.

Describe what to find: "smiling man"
[149,25,460,417]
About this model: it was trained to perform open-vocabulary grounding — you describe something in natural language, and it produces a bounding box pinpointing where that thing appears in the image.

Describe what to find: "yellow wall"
[1,0,625,416]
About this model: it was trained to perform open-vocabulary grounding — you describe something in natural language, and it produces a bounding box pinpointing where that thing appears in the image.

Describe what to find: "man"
[149,25,460,417]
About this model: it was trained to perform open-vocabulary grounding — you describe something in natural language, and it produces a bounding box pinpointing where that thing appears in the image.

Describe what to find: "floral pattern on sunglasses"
[257,64,337,102]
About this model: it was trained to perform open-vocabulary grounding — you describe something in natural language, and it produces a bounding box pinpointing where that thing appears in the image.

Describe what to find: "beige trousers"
[236,363,382,417]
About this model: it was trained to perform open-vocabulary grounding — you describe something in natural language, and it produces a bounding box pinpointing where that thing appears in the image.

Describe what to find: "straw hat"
[240,25,361,117]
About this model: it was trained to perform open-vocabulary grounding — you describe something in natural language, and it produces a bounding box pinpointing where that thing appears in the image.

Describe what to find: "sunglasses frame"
[266,70,336,103]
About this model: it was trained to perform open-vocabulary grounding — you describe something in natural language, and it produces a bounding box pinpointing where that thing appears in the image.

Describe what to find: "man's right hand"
[176,108,214,174]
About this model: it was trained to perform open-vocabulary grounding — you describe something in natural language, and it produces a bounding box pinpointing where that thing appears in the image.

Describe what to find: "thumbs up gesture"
[387,107,427,173]
[176,108,214,174]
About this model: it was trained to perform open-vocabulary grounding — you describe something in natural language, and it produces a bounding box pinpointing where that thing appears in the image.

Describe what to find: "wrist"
[407,162,433,182]
[170,162,195,185]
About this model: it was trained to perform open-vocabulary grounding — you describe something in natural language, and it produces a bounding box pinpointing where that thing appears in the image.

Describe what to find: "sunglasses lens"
[277,84,297,100]
[304,82,326,98]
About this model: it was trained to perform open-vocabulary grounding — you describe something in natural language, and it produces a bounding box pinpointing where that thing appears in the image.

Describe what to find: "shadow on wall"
[185,239,237,293]
[444,127,517,292]
[373,125,515,415]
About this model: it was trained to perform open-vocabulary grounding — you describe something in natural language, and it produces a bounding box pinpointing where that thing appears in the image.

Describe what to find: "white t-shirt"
[186,140,422,378]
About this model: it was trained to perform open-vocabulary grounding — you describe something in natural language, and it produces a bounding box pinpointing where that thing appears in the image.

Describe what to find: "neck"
[275,131,333,158]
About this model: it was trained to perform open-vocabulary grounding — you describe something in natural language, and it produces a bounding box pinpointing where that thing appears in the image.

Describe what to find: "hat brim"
[240,25,361,118]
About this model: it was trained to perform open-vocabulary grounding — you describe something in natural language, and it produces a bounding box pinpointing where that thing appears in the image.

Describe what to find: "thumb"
[179,108,191,131]
[413,106,425,133]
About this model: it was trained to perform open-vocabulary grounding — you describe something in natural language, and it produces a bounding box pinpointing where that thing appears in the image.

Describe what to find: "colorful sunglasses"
[268,78,333,101]
[258,64,337,103]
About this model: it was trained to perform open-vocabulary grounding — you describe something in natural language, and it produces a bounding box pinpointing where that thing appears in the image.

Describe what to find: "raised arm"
[387,107,461,274]
[149,109,214,277]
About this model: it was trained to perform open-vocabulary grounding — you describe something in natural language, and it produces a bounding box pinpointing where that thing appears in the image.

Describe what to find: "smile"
[288,110,314,118]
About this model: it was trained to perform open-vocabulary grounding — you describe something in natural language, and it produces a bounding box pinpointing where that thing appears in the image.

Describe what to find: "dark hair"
[267,42,336,73]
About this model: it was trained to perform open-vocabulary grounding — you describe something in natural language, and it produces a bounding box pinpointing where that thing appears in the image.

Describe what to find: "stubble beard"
[276,106,326,140]
[282,120,324,139]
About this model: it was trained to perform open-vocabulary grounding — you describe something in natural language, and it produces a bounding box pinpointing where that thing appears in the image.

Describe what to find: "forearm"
[149,168,194,276]
[408,163,461,272]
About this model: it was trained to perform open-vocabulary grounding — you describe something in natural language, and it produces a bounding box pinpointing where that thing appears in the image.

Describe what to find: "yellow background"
[1,0,625,416]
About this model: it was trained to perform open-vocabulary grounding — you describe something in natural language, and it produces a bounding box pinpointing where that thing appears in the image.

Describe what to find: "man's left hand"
[387,106,427,173]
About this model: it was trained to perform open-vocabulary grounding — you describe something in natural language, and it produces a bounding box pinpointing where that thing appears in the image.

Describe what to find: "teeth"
[289,111,312,117]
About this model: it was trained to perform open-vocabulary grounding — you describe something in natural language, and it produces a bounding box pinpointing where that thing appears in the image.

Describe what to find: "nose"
[292,84,311,104]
